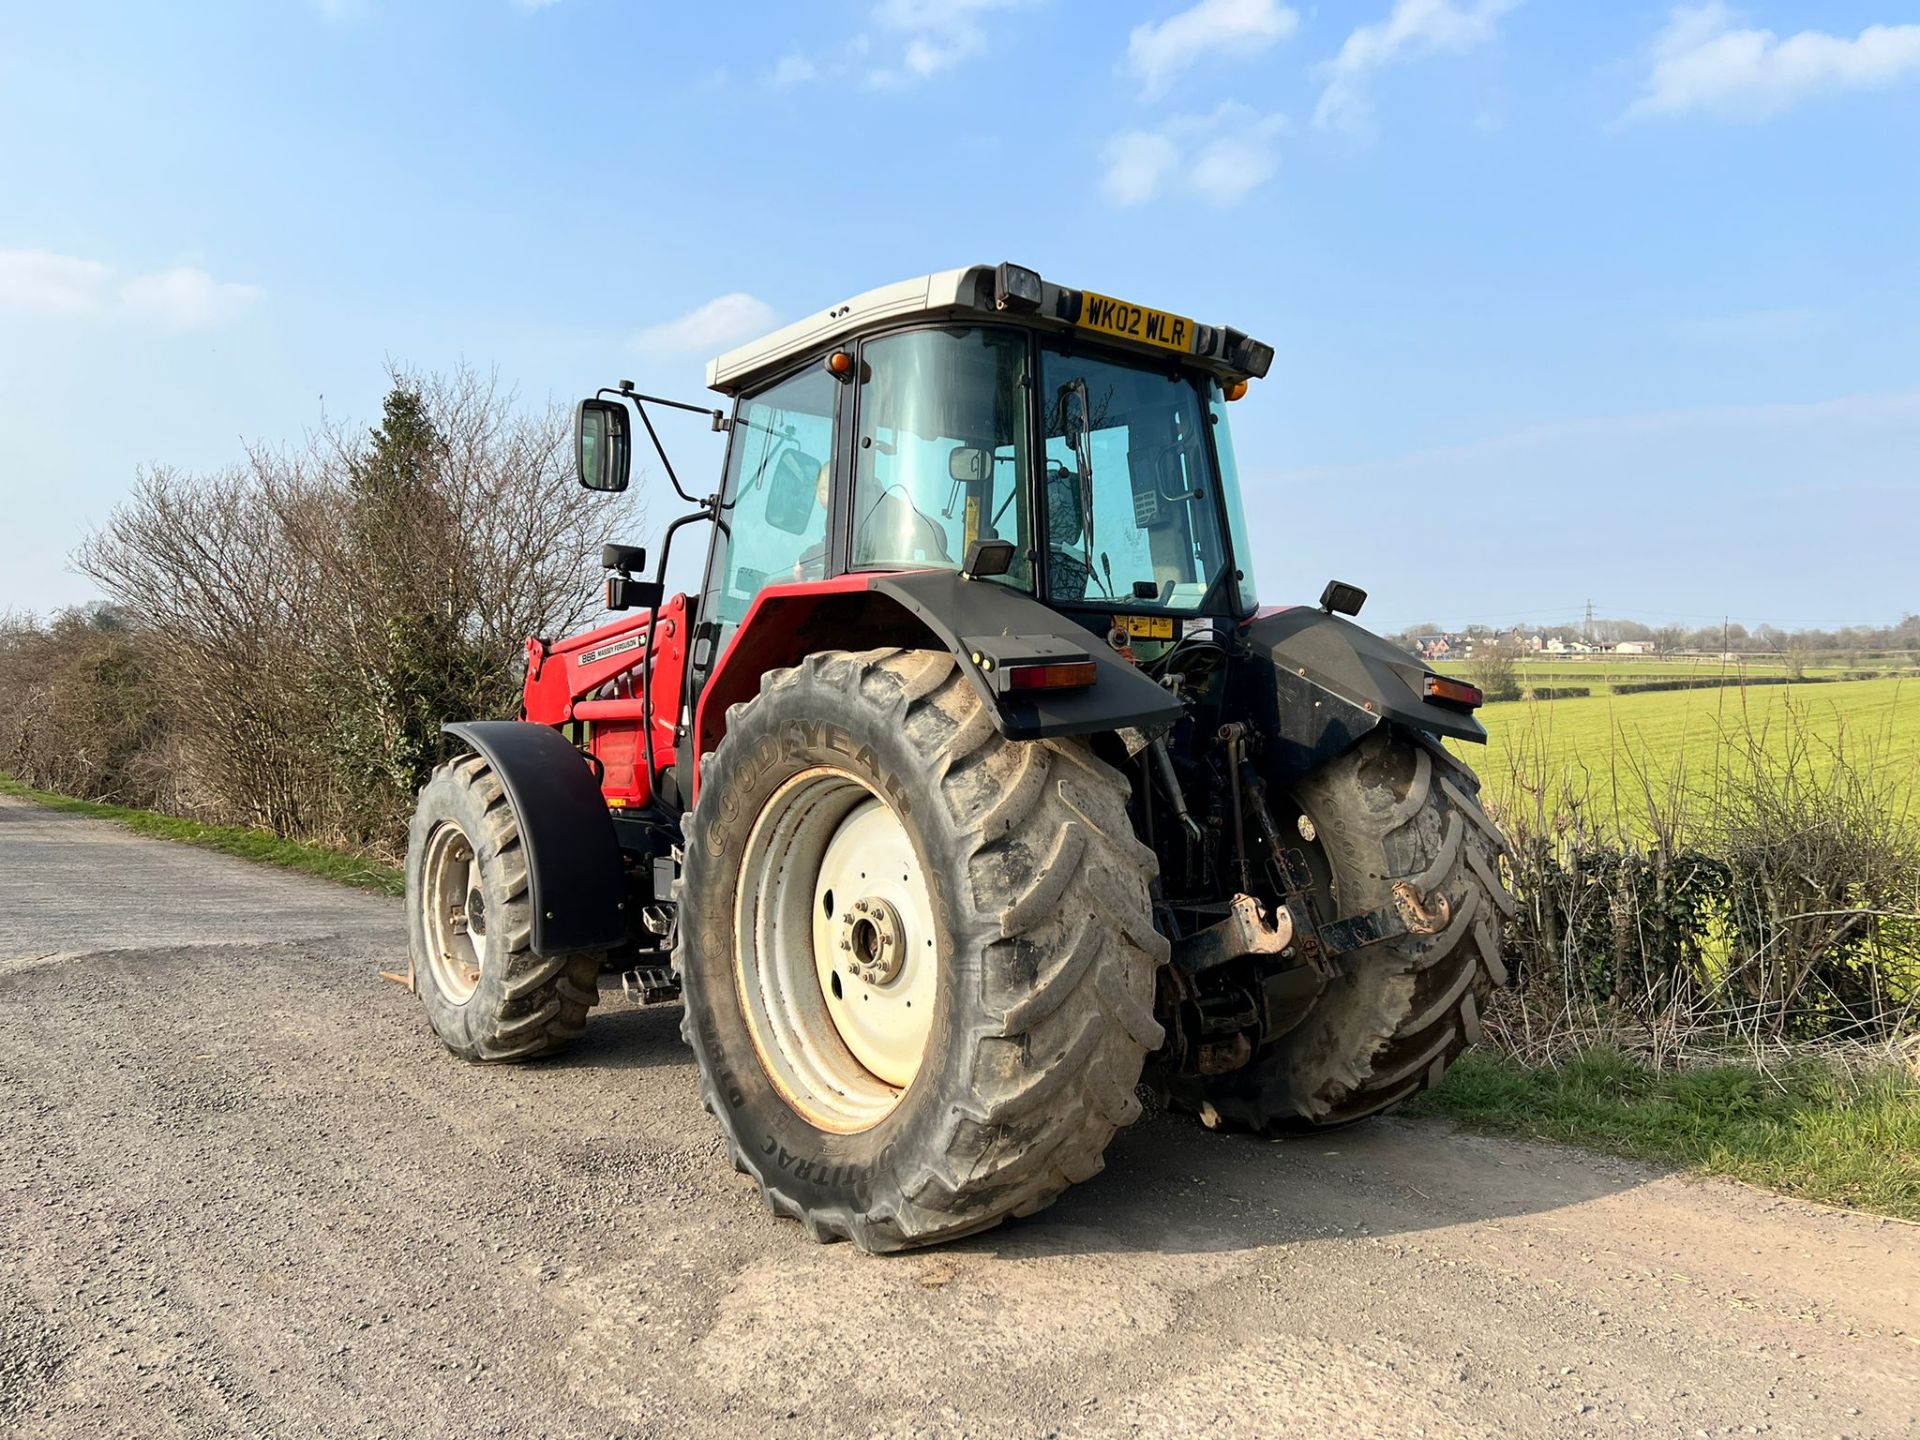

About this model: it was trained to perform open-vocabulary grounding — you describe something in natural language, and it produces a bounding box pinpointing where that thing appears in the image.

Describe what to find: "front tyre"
[405,755,602,1061]
[676,647,1167,1252]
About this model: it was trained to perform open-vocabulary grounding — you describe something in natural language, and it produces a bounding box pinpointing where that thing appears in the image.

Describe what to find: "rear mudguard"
[689,570,1183,795]
[872,570,1183,738]
[442,721,628,955]
[1236,607,1488,779]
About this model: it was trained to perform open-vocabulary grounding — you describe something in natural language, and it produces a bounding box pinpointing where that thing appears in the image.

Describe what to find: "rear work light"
[1003,660,1097,692]
[1423,674,1484,709]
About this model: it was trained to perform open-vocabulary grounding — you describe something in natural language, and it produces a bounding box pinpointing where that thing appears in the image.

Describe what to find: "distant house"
[1612,640,1654,656]
[1543,636,1596,655]
[1413,635,1453,659]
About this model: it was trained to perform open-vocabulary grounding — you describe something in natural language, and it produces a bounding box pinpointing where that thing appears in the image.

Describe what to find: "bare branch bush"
[76,465,332,835]
[60,364,637,855]
[0,605,173,808]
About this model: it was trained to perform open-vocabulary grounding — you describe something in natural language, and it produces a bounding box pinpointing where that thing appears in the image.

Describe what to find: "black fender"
[870,571,1183,740]
[691,571,1184,770]
[442,721,627,955]
[1237,607,1488,779]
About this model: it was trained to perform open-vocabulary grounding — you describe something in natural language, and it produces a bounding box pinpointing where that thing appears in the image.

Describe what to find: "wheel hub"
[840,896,904,985]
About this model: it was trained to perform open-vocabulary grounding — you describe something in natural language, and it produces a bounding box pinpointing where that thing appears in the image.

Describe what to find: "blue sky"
[2,0,1917,633]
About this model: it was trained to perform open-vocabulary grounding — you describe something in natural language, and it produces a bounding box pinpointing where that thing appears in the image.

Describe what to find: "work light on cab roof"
[402,258,1509,1257]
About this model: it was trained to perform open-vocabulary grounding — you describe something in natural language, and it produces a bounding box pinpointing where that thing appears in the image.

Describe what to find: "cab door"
[680,358,850,759]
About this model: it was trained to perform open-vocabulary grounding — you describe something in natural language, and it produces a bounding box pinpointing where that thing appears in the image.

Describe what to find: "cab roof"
[704,263,1274,397]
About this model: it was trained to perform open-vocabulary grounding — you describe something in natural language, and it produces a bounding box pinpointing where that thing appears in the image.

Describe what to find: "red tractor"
[405,263,1511,1251]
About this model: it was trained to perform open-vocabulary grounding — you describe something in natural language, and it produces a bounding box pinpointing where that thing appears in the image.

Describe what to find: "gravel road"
[2,792,1916,1439]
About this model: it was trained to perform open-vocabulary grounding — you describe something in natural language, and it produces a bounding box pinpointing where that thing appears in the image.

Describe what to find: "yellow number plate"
[1078,291,1195,353]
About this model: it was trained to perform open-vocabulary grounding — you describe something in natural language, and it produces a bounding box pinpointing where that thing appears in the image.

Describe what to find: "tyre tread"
[676,647,1162,1250]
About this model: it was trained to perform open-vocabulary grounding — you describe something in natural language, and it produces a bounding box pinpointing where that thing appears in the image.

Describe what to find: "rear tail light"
[1003,660,1097,692]
[1424,674,1483,709]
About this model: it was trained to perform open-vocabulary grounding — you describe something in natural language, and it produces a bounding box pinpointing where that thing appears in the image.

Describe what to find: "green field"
[1451,676,1920,837]
[1432,655,1912,697]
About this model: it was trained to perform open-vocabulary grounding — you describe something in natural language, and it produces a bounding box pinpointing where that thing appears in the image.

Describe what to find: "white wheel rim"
[422,821,485,1004]
[733,768,941,1133]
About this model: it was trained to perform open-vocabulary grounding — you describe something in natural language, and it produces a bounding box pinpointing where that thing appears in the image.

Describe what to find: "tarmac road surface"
[2,792,1916,1439]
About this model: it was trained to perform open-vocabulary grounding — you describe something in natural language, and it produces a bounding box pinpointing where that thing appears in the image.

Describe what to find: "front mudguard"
[1236,607,1487,779]
[441,721,628,955]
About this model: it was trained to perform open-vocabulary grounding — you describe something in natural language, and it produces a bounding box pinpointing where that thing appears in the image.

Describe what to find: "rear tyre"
[1172,731,1513,1130]
[405,755,602,1061]
[675,647,1167,1252]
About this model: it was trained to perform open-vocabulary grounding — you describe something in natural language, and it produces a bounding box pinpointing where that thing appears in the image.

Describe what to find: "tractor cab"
[690,264,1271,657]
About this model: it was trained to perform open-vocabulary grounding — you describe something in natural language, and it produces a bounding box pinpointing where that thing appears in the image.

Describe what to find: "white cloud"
[1126,0,1298,100]
[1622,3,1920,124]
[0,248,261,329]
[629,293,777,357]
[0,250,112,316]
[769,32,874,86]
[1102,131,1182,206]
[119,267,264,329]
[771,52,818,86]
[780,0,1031,88]
[1102,104,1287,208]
[871,0,1029,81]
[1314,0,1521,135]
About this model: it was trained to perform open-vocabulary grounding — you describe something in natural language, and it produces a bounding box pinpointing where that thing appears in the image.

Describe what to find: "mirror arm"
[595,385,728,508]
[596,385,724,423]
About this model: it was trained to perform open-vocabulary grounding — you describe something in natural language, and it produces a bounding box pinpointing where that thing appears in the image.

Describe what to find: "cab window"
[852,327,1030,587]
[1039,343,1227,611]
[708,365,839,647]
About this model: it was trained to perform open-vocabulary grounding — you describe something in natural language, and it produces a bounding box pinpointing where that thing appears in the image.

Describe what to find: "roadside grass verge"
[1410,1047,1920,1222]
[0,773,403,896]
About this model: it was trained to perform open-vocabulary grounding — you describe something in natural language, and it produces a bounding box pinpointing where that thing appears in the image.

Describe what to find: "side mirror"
[948,446,993,484]
[1319,579,1367,617]
[765,449,821,536]
[576,398,631,493]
